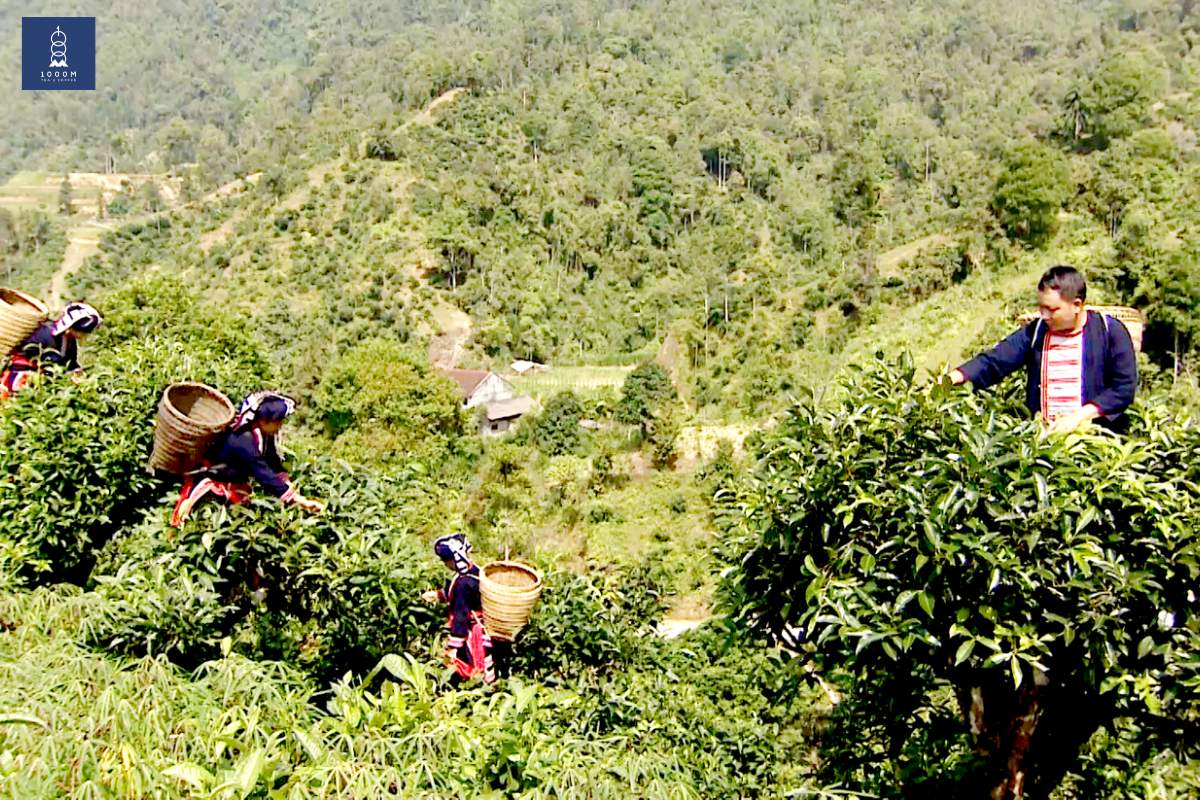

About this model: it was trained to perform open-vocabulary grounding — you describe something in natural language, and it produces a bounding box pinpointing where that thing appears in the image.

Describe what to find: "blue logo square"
[22,17,95,91]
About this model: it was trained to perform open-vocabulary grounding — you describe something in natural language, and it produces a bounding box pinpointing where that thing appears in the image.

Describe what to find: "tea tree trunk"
[961,677,1108,799]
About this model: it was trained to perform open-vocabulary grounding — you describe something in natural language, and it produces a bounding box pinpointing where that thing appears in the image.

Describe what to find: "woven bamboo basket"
[0,288,49,356]
[479,560,543,641]
[1016,305,1144,353]
[147,383,235,475]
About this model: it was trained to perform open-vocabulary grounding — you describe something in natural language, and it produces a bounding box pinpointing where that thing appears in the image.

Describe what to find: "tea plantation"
[3,0,1200,796]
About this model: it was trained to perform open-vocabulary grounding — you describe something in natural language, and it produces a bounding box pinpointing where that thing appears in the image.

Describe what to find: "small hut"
[482,395,536,436]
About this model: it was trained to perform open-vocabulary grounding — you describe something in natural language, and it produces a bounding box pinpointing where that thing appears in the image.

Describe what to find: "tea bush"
[94,275,275,378]
[90,458,446,677]
[720,354,1200,797]
[90,558,238,665]
[0,336,263,584]
[511,557,671,680]
[0,584,841,800]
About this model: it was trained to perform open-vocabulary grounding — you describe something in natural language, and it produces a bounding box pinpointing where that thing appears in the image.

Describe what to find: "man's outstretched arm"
[951,325,1033,390]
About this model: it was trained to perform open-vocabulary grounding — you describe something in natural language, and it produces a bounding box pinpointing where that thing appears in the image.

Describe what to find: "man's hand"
[1046,404,1101,434]
[420,589,439,604]
[934,369,967,389]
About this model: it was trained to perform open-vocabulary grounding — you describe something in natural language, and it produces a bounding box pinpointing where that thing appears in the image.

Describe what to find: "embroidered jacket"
[439,565,484,644]
[202,427,296,502]
[7,321,80,372]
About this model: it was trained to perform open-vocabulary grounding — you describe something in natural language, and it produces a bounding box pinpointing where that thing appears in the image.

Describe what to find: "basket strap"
[182,459,224,477]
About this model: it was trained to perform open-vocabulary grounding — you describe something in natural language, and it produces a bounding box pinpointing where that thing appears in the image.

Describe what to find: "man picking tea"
[948,266,1137,433]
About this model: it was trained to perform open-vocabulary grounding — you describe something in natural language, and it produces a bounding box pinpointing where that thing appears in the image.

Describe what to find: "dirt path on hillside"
[673,423,756,470]
[875,233,952,277]
[656,618,708,639]
[196,173,266,253]
[921,264,1042,366]
[46,222,110,307]
[428,302,473,369]
[198,172,262,205]
[400,87,467,132]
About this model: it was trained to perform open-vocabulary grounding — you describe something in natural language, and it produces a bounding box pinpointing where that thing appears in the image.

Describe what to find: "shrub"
[464,441,535,534]
[648,404,682,469]
[720,354,1200,797]
[586,503,620,524]
[616,362,677,431]
[699,438,738,490]
[991,142,1072,245]
[589,450,615,492]
[511,559,670,680]
[533,390,586,456]
[89,458,445,678]
[0,336,263,584]
[90,558,238,667]
[313,337,469,466]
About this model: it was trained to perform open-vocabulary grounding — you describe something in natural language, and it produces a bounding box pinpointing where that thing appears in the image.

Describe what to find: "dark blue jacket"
[202,427,293,498]
[8,321,80,372]
[442,565,483,639]
[958,310,1137,428]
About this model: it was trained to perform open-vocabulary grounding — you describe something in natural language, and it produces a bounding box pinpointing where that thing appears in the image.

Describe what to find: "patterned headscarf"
[433,533,473,575]
[233,390,296,430]
[52,302,103,335]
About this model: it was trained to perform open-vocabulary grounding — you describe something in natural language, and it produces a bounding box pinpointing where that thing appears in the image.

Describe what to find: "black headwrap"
[433,533,473,575]
[52,302,102,335]
[233,390,297,430]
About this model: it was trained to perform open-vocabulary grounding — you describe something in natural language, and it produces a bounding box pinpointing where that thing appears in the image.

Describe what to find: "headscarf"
[52,302,103,335]
[233,390,296,430]
[433,533,473,575]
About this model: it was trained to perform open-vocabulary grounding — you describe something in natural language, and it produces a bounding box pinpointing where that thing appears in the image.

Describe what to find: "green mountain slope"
[42,0,1198,420]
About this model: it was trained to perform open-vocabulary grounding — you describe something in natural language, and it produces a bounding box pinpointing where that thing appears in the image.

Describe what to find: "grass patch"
[0,586,316,799]
[526,469,717,616]
[510,365,636,401]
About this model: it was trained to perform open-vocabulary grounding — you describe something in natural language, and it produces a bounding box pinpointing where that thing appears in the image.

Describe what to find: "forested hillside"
[0,0,459,183]
[2,1,1200,797]
[11,0,1195,415]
